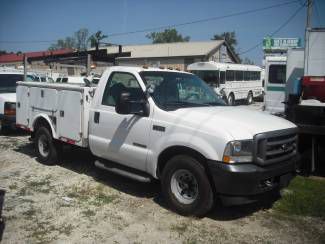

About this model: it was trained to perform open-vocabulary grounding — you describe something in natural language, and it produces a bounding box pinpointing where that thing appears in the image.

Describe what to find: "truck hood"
[0,93,16,103]
[169,106,296,140]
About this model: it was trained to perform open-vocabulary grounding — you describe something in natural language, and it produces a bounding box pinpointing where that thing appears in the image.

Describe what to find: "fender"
[146,131,226,178]
[31,113,58,139]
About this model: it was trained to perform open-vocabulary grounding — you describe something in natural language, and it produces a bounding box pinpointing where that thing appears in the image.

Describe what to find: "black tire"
[35,127,60,165]
[246,91,253,105]
[227,93,235,106]
[161,155,214,217]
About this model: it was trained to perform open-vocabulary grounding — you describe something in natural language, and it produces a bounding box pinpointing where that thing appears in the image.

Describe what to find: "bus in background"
[187,62,263,105]
[264,56,287,114]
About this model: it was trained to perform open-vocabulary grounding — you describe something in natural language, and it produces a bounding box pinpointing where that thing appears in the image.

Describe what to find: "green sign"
[263,37,301,51]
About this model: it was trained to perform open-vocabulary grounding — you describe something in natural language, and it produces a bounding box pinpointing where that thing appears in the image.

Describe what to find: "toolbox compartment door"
[57,90,82,141]
[16,86,30,126]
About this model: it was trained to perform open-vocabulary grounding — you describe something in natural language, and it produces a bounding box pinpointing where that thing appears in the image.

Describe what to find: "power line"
[239,2,306,55]
[105,0,300,38]
[0,0,300,44]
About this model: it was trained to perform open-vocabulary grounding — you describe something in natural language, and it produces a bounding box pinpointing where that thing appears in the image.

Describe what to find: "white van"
[188,62,263,105]
[264,56,287,114]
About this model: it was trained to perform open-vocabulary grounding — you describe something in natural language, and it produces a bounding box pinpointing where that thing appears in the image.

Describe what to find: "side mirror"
[115,92,131,114]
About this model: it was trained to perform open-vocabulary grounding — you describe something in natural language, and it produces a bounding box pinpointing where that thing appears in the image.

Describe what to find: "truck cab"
[16,66,299,216]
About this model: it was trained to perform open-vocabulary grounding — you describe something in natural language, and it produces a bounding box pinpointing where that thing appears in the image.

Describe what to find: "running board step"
[94,160,151,183]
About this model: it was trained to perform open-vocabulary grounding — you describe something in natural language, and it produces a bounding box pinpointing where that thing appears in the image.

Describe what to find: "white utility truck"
[16,66,298,216]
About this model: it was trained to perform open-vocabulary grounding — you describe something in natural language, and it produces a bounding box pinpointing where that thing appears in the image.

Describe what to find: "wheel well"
[32,117,52,138]
[157,146,208,178]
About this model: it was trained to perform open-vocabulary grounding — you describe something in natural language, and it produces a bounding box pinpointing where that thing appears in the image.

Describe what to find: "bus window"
[226,70,235,81]
[257,72,261,80]
[220,71,225,84]
[269,65,286,84]
[244,71,250,81]
[192,70,220,87]
[235,71,243,81]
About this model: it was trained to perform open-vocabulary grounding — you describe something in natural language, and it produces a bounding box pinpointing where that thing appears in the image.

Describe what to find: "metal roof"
[0,49,73,63]
[104,40,225,59]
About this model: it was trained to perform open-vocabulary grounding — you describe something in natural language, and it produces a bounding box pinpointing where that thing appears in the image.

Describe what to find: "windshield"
[0,74,23,93]
[140,71,226,110]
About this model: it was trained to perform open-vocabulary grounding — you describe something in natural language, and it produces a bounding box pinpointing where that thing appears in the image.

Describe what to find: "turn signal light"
[222,155,231,163]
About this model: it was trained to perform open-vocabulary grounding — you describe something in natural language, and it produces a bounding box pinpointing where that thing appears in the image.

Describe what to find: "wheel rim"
[228,95,233,105]
[171,169,198,204]
[38,134,50,158]
[248,93,253,103]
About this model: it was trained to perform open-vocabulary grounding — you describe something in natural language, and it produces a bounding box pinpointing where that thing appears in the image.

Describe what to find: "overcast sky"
[0,0,324,65]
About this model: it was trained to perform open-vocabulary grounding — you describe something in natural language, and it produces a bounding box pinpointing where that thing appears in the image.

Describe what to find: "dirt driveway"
[0,133,324,244]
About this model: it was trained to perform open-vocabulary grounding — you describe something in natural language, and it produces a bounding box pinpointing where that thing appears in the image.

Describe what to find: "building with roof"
[101,40,240,70]
[0,49,88,76]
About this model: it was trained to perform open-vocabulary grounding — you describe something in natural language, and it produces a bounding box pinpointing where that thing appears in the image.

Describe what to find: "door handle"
[94,111,100,123]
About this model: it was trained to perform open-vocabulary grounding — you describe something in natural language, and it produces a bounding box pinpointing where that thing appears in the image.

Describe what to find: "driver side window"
[102,72,144,107]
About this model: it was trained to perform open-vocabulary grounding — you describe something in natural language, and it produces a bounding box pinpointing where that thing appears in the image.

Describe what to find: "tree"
[146,28,190,44]
[242,57,255,65]
[89,31,108,51]
[74,28,89,51]
[48,28,89,51]
[212,31,241,62]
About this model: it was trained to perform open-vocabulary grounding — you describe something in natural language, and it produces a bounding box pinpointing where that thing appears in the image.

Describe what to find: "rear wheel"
[246,91,253,105]
[227,93,235,106]
[35,127,60,165]
[161,155,214,216]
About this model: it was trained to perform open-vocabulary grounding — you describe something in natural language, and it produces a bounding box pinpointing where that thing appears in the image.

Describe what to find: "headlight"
[223,140,253,163]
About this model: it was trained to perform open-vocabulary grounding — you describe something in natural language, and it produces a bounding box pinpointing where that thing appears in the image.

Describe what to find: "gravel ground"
[0,102,324,244]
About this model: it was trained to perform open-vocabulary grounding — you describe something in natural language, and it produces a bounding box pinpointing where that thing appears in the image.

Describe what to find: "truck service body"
[16,66,298,216]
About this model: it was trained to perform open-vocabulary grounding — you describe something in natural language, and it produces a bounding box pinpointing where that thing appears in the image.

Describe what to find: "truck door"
[89,72,151,172]
[265,62,287,114]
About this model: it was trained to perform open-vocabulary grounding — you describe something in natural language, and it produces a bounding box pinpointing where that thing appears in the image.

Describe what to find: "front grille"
[254,128,298,165]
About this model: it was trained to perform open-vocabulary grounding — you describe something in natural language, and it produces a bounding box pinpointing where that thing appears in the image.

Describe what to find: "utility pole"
[306,0,313,30]
[304,0,313,75]
[23,54,27,81]
[86,54,91,76]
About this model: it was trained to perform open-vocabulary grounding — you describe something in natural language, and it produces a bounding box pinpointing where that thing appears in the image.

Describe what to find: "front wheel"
[35,127,60,165]
[161,155,214,216]
[227,93,235,106]
[246,91,253,105]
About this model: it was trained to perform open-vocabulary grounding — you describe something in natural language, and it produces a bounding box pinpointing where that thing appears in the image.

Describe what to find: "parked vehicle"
[16,66,298,216]
[0,68,24,131]
[285,28,325,174]
[0,68,49,131]
[263,55,287,114]
[187,62,263,105]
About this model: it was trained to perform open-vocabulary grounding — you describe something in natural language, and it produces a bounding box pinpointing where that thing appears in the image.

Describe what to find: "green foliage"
[146,28,190,44]
[48,28,89,51]
[273,176,325,219]
[89,31,108,50]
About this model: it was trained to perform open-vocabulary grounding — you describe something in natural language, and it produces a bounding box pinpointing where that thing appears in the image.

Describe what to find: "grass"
[273,176,325,219]
[82,209,96,218]
[66,183,119,206]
